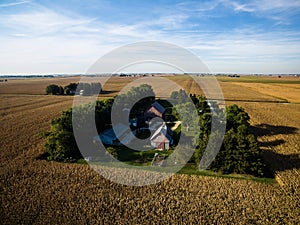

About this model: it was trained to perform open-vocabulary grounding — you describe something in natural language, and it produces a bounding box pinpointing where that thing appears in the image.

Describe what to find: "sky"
[0,0,300,74]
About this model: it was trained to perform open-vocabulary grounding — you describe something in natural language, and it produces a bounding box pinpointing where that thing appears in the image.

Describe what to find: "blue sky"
[0,0,300,74]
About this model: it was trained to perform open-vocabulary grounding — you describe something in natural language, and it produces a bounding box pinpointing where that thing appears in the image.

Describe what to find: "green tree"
[43,109,81,161]
[174,102,198,132]
[64,83,78,95]
[209,126,267,177]
[226,104,250,131]
[46,84,60,95]
[95,98,114,133]
[44,98,114,161]
[114,84,155,115]
[193,100,267,177]
[58,86,64,95]
[76,82,102,96]
[170,89,188,104]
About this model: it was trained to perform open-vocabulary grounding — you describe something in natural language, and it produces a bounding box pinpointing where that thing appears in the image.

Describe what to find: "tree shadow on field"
[100,90,118,95]
[250,123,298,150]
[262,151,300,173]
[250,123,298,137]
[250,123,300,175]
[259,139,285,148]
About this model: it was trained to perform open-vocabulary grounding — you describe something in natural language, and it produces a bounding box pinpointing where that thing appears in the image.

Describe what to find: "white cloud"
[175,0,300,25]
[251,0,300,12]
[221,0,300,12]
[0,2,300,74]
[0,0,31,8]
[0,36,111,74]
[220,0,300,24]
[0,8,96,37]
[0,7,164,74]
[188,31,300,57]
[220,0,254,12]
[153,15,189,29]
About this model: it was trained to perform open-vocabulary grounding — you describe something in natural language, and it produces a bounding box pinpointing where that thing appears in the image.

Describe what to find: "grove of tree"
[45,82,102,96]
[43,85,269,177]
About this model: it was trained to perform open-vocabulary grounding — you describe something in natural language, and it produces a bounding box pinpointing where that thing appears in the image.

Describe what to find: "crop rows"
[227,101,300,208]
[1,157,299,224]
[1,76,300,224]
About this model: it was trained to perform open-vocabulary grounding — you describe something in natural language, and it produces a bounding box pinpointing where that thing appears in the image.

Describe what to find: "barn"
[145,102,165,120]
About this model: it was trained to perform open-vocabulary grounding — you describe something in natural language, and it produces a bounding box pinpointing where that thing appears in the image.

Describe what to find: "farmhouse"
[150,123,173,150]
[96,101,174,150]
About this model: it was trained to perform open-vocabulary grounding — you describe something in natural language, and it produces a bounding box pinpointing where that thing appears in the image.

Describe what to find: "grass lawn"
[78,144,275,184]
[178,163,275,184]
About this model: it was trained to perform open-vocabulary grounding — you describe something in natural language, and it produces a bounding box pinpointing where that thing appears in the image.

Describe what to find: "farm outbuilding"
[95,123,134,146]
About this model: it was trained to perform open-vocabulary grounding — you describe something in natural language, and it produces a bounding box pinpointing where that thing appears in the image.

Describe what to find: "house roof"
[113,123,129,138]
[152,133,170,143]
[97,123,132,145]
[150,123,172,142]
[151,102,165,114]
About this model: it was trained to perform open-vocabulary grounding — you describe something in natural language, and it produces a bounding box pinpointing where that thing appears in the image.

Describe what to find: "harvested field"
[0,95,73,163]
[0,77,80,95]
[230,83,300,103]
[0,76,135,97]
[226,101,300,205]
[169,75,300,102]
[0,76,299,224]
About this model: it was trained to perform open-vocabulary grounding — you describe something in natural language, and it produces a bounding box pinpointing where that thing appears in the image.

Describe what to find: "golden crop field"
[229,82,300,103]
[0,77,80,95]
[0,75,299,224]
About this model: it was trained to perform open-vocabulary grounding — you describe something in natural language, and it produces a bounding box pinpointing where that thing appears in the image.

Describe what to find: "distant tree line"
[45,82,102,96]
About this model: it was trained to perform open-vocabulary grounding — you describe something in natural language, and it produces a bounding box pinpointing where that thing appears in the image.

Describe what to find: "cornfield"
[0,75,299,224]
